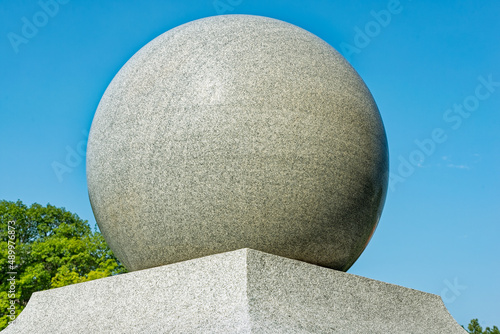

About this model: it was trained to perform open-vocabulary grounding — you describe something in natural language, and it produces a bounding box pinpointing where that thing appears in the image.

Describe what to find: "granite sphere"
[87,15,388,272]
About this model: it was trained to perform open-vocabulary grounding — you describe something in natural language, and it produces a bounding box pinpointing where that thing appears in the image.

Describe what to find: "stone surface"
[87,14,389,272]
[3,249,466,333]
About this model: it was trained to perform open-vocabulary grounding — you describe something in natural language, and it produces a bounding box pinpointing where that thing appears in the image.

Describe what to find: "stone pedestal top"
[3,249,465,333]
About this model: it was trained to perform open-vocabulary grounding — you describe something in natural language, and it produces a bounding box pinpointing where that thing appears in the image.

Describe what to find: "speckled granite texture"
[87,14,389,272]
[2,249,465,333]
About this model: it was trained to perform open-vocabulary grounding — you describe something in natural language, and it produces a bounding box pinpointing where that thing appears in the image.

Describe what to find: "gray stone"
[3,249,466,333]
[87,14,389,272]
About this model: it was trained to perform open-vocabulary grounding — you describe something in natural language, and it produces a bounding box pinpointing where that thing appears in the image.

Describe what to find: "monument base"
[3,249,465,333]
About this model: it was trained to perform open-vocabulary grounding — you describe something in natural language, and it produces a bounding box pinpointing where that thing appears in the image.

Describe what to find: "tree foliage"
[0,200,126,330]
[465,319,500,334]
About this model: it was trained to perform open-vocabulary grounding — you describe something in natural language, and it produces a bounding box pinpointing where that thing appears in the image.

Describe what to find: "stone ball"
[87,15,388,272]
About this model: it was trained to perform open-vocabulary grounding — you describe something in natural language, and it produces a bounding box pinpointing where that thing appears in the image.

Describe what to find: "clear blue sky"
[1,0,499,328]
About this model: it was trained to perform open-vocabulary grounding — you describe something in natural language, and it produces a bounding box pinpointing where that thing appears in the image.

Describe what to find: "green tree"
[466,319,500,334]
[0,200,127,330]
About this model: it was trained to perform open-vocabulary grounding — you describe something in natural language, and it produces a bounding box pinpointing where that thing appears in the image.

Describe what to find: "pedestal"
[2,249,466,333]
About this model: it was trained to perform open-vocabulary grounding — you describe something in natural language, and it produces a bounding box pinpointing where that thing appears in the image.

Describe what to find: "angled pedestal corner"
[2,248,466,333]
